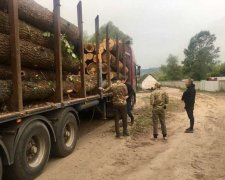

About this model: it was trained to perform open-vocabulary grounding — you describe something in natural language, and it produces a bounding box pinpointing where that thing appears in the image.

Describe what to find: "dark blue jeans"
[127,99,134,122]
[186,107,194,130]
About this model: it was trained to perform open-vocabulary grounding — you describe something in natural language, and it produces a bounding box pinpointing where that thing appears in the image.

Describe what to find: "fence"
[160,80,225,92]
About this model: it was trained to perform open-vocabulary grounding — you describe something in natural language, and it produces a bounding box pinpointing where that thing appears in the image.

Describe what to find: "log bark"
[110,42,131,67]
[0,64,71,81]
[66,75,98,93]
[0,0,79,45]
[0,80,75,103]
[102,38,115,51]
[102,63,108,74]
[0,11,53,49]
[101,52,111,63]
[92,53,102,63]
[106,71,124,80]
[86,62,108,76]
[101,52,128,73]
[0,33,79,72]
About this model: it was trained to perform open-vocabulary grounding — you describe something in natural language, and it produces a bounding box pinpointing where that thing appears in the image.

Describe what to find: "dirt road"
[37,88,225,180]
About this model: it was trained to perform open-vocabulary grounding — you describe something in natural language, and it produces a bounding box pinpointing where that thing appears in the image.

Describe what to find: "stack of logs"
[84,39,129,81]
[0,0,98,108]
[0,0,130,111]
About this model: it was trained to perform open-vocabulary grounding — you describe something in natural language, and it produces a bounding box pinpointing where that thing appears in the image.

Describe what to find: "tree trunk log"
[106,71,124,80]
[86,62,97,75]
[0,0,79,45]
[102,38,115,51]
[101,52,128,73]
[0,80,75,103]
[102,63,108,74]
[92,53,102,63]
[85,53,94,61]
[84,43,95,53]
[0,33,79,72]
[66,75,98,93]
[0,64,71,81]
[0,11,53,49]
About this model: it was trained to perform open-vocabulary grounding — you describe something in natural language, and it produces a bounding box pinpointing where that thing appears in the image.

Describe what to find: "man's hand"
[98,87,104,91]
[125,96,129,99]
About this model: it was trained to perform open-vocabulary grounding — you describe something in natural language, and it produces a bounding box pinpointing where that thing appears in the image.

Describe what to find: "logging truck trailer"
[0,0,138,179]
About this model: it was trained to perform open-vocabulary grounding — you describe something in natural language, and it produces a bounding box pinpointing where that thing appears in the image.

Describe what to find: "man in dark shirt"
[182,79,196,133]
[122,80,136,126]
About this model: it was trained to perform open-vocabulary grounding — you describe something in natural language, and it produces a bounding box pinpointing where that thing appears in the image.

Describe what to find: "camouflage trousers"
[152,108,167,137]
[114,105,128,135]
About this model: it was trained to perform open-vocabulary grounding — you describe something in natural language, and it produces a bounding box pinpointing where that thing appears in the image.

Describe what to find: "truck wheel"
[10,121,50,180]
[52,112,78,157]
[0,156,2,180]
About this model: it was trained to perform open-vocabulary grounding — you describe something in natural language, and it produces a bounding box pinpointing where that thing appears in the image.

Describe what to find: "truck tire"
[10,121,50,180]
[52,112,78,157]
[0,156,2,180]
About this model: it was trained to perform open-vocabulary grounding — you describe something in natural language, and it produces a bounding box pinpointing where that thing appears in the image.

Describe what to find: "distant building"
[138,74,158,90]
[207,77,225,81]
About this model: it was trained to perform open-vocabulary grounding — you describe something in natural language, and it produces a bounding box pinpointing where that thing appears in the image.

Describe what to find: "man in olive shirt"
[150,83,169,140]
[100,77,129,138]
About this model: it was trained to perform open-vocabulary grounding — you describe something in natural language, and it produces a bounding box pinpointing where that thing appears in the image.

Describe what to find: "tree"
[183,31,220,80]
[210,62,225,77]
[89,21,132,43]
[160,54,183,80]
[219,63,225,76]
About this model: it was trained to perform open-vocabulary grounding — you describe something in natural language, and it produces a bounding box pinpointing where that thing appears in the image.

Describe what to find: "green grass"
[131,95,183,137]
[131,105,152,136]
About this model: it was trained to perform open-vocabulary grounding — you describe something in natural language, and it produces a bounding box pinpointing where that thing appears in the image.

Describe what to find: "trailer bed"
[0,93,112,123]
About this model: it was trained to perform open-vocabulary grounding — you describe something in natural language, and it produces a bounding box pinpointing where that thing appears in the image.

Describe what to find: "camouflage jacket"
[150,89,169,110]
[104,81,128,106]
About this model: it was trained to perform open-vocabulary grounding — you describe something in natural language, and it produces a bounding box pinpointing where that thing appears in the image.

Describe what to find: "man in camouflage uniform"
[100,77,129,138]
[150,83,169,140]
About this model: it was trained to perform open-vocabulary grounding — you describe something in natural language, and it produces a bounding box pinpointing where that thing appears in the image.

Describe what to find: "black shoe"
[123,132,130,136]
[185,129,193,133]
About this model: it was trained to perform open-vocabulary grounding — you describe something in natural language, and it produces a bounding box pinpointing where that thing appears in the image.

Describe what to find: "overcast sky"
[35,0,225,68]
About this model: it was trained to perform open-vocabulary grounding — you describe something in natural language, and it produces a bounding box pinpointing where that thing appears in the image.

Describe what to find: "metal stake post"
[122,42,127,80]
[8,0,23,111]
[95,15,102,88]
[116,34,119,79]
[106,25,111,86]
[53,0,63,103]
[77,1,86,98]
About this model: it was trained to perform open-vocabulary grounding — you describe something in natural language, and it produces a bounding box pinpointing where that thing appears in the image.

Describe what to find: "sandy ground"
[37,88,225,180]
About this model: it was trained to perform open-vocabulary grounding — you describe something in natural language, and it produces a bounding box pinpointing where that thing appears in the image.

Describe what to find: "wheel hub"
[26,135,46,168]
[63,122,75,148]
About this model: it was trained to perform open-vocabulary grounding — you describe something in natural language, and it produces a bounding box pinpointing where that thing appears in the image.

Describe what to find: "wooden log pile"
[0,0,131,111]
[0,0,98,110]
[83,39,129,81]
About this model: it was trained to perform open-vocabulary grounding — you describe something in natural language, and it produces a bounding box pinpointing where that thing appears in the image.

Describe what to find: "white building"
[138,74,158,90]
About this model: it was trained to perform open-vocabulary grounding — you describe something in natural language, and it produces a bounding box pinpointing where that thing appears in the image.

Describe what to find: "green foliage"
[43,32,52,38]
[60,34,77,60]
[182,31,220,80]
[89,21,132,43]
[159,54,183,81]
[43,32,78,62]
[209,62,225,77]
